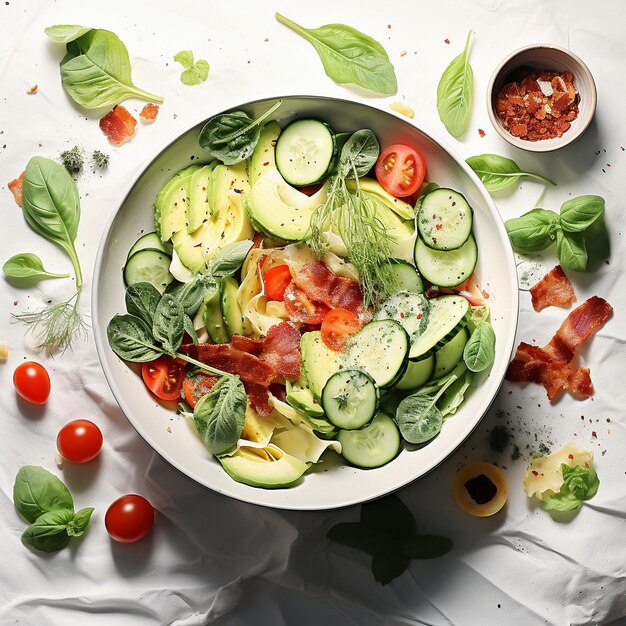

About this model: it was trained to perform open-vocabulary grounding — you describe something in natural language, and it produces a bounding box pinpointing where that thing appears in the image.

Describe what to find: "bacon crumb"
[139,103,159,123]
[99,105,137,145]
[8,171,24,207]
[530,265,576,312]
[478,128,486,137]
[444,38,450,44]
[26,84,38,94]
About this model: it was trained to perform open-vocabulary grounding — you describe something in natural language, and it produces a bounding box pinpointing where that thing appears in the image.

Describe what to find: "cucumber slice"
[395,355,434,391]
[123,248,173,294]
[344,320,409,388]
[275,119,336,186]
[127,232,173,259]
[322,369,379,430]
[409,295,470,361]
[414,234,477,288]
[433,326,469,378]
[374,292,430,347]
[417,188,473,251]
[338,412,401,469]
[389,259,424,293]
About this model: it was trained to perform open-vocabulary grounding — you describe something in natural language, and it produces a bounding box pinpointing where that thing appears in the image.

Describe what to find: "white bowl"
[92,95,519,510]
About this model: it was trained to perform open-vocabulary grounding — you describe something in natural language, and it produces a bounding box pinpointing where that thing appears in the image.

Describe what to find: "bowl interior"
[93,96,519,510]
[488,45,596,152]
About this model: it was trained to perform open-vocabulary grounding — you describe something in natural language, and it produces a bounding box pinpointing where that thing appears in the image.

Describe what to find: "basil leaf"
[22,509,75,553]
[466,154,557,192]
[208,240,253,278]
[400,535,453,559]
[153,294,186,354]
[167,276,212,316]
[13,466,74,524]
[436,30,474,138]
[174,50,210,86]
[540,491,582,513]
[395,394,444,444]
[107,314,163,362]
[183,315,199,344]
[125,282,161,326]
[361,494,416,539]
[463,321,496,372]
[275,14,397,95]
[198,101,281,165]
[173,50,194,67]
[561,463,600,500]
[22,157,83,287]
[556,229,587,272]
[45,24,92,44]
[193,376,247,455]
[3,253,69,281]
[340,129,380,179]
[67,507,95,537]
[504,208,559,254]
[327,522,400,556]
[438,370,473,417]
[559,195,605,233]
[371,553,410,585]
[59,29,163,109]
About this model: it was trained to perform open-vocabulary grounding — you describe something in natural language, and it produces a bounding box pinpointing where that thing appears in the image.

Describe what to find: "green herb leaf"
[208,240,253,278]
[360,494,416,539]
[3,253,69,281]
[107,314,163,362]
[125,282,161,327]
[504,208,560,254]
[67,507,95,537]
[13,466,74,524]
[556,229,587,272]
[275,13,397,95]
[438,369,473,417]
[326,522,400,556]
[174,50,210,86]
[340,129,380,179]
[193,376,247,455]
[466,153,557,192]
[400,535,453,559]
[395,393,444,444]
[152,293,186,355]
[559,195,605,233]
[167,276,212,317]
[183,315,199,344]
[59,29,163,108]
[416,363,465,397]
[463,320,496,372]
[21,508,74,553]
[562,463,600,500]
[371,553,410,585]
[436,30,474,138]
[198,101,282,165]
[44,24,92,43]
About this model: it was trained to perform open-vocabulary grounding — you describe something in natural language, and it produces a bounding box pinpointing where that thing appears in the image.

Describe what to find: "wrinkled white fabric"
[1,1,625,624]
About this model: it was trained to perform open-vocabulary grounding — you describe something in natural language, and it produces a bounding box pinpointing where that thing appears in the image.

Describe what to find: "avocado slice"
[219,444,309,488]
[220,276,244,338]
[154,165,201,239]
[159,170,199,243]
[249,121,281,184]
[300,331,342,401]
[346,177,415,220]
[187,163,217,233]
[203,281,230,343]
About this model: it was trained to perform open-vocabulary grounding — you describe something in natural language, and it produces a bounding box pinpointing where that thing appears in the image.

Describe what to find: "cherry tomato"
[57,419,103,463]
[182,375,217,409]
[283,282,330,324]
[375,144,426,198]
[141,356,186,401]
[263,264,292,301]
[105,494,155,543]
[13,361,50,405]
[321,308,364,351]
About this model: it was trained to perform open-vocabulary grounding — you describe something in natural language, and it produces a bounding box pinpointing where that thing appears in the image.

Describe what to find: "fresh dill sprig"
[60,146,84,176]
[92,150,109,169]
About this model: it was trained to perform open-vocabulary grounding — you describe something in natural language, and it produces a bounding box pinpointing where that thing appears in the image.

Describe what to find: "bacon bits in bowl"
[487,44,597,152]
[92,96,518,510]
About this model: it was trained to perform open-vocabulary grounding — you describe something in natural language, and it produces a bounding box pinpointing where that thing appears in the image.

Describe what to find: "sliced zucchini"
[275,119,335,186]
[389,259,424,293]
[395,355,434,391]
[417,188,473,251]
[322,369,379,430]
[123,248,173,294]
[344,320,409,388]
[374,292,430,347]
[414,234,477,288]
[433,326,469,378]
[127,232,173,259]
[409,295,470,361]
[338,412,401,469]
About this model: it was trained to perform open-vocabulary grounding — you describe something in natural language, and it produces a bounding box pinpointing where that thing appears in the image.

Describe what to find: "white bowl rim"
[92,94,519,510]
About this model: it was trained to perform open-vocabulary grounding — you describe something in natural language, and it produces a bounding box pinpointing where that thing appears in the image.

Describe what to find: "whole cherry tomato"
[13,361,50,405]
[57,419,103,463]
[105,494,155,543]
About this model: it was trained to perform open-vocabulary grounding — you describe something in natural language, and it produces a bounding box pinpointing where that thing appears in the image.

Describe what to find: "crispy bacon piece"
[99,105,137,144]
[8,172,24,207]
[139,103,159,123]
[246,382,273,417]
[230,335,263,355]
[530,266,575,312]
[506,296,613,400]
[292,262,363,313]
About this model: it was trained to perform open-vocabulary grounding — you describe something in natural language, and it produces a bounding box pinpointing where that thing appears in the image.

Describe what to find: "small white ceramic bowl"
[487,44,597,152]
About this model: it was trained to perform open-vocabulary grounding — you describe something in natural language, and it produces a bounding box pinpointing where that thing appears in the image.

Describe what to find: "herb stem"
[175,352,233,380]
[129,87,164,104]
[67,245,83,289]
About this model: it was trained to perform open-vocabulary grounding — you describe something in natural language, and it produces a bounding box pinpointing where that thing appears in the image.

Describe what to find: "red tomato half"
[57,419,103,463]
[375,144,426,198]
[105,494,154,543]
[321,308,364,351]
[13,361,50,405]
[263,264,292,301]
[283,282,330,324]
[141,356,185,401]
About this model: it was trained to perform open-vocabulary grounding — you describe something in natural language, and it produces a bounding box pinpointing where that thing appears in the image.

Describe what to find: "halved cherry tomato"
[283,282,330,324]
[182,375,217,408]
[105,494,154,543]
[263,264,292,301]
[375,144,426,198]
[321,308,364,351]
[13,361,50,405]
[141,356,185,401]
[57,419,103,463]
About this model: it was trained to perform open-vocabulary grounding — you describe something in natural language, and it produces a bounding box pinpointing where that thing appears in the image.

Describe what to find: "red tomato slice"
[321,308,364,351]
[263,264,292,301]
[141,356,185,401]
[375,144,426,198]
[283,281,330,324]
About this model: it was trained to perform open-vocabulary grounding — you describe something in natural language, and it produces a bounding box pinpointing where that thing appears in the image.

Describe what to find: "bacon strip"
[530,266,575,312]
[506,296,613,400]
[99,105,137,145]
[246,382,273,417]
[8,172,24,207]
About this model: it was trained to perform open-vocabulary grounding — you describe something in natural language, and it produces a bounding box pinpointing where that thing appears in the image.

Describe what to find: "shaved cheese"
[272,428,341,463]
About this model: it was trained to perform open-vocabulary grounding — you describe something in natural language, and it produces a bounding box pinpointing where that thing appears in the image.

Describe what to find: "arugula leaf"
[45,24,92,44]
[152,294,186,354]
[174,50,210,86]
[463,320,496,372]
[125,282,162,327]
[275,13,397,95]
[556,229,588,272]
[107,314,163,362]
[3,253,69,281]
[505,208,560,254]
[13,466,74,523]
[559,195,605,233]
[466,154,557,192]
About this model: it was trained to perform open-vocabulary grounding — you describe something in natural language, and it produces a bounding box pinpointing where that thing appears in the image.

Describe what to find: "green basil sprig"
[275,13,397,95]
[152,293,186,355]
[464,320,496,373]
[3,253,69,281]
[125,282,162,327]
[466,154,557,192]
[174,50,210,86]
[541,463,599,516]
[44,24,91,43]
[436,30,474,138]
[13,466,94,553]
[207,240,254,278]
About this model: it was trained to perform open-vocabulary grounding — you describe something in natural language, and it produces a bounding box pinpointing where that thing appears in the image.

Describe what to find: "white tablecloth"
[1,1,625,624]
